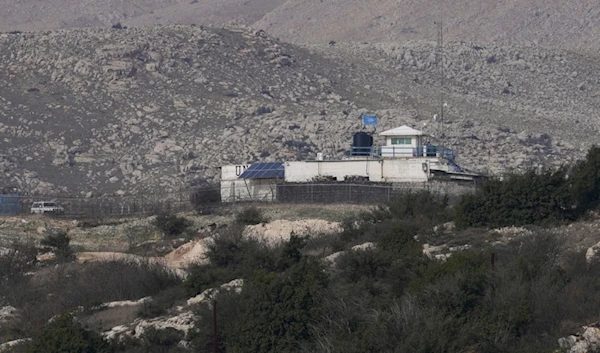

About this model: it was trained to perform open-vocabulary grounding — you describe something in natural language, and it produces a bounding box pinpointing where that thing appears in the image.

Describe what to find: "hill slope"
[0,0,285,32]
[3,0,600,50]
[255,0,600,49]
[0,0,181,31]
[0,25,596,195]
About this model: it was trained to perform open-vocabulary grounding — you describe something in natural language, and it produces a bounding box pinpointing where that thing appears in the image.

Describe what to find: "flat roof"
[379,125,426,136]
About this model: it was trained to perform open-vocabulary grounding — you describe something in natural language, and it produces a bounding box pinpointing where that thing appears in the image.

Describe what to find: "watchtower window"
[391,137,412,145]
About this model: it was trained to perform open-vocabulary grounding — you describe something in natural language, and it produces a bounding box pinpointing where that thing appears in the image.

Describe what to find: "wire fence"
[0,181,478,219]
[1,189,208,219]
[275,181,477,204]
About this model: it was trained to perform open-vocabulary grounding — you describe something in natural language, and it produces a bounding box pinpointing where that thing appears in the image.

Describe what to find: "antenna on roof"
[434,13,445,140]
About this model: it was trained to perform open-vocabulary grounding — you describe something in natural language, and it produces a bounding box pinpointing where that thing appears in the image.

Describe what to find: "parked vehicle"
[30,201,64,215]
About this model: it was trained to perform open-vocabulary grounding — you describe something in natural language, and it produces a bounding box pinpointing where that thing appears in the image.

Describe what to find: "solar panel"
[239,162,285,179]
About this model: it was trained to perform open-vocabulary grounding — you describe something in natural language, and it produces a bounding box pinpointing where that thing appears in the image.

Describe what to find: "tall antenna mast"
[435,18,444,137]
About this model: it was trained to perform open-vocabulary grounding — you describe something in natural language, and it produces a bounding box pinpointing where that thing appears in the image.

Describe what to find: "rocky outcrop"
[0,306,18,326]
[133,311,197,339]
[102,278,243,342]
[103,311,197,341]
[243,219,341,246]
[585,241,600,265]
[0,338,31,352]
[559,323,600,353]
[325,242,377,265]
[187,278,244,306]
[423,243,472,262]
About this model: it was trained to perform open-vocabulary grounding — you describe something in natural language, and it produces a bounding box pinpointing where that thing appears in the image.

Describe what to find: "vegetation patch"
[456,146,600,228]
[153,214,193,239]
[234,206,269,225]
[40,229,75,263]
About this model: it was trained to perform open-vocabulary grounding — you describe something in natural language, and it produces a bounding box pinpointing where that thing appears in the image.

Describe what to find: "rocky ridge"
[0,25,596,195]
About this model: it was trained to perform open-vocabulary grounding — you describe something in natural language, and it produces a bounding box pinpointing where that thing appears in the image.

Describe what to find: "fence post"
[348,184,351,203]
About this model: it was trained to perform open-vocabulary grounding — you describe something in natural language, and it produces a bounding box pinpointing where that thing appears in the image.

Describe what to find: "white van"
[30,201,64,215]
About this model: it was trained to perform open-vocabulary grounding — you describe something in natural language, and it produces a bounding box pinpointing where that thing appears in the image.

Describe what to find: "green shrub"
[339,191,450,246]
[40,229,75,263]
[0,239,38,281]
[571,145,600,215]
[376,219,422,254]
[338,215,365,242]
[302,233,345,255]
[336,249,392,283]
[224,258,328,353]
[184,224,271,296]
[153,214,192,238]
[413,250,490,315]
[184,228,308,297]
[8,259,182,333]
[454,146,600,229]
[455,168,572,228]
[141,327,184,348]
[27,313,110,353]
[379,190,450,224]
[204,224,249,268]
[137,285,187,319]
[235,206,268,225]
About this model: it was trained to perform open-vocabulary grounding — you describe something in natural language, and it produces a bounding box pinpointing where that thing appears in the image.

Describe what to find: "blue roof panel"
[239,162,285,179]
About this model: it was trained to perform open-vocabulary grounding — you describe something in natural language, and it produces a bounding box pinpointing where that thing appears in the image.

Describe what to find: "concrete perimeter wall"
[285,158,433,183]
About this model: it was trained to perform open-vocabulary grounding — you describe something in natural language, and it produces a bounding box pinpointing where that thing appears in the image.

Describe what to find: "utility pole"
[213,300,218,353]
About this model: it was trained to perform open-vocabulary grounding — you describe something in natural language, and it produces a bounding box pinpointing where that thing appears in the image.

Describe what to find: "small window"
[391,137,412,145]
[44,202,56,207]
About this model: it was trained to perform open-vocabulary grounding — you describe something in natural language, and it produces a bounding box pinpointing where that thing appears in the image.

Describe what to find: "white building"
[380,125,429,158]
[220,125,480,202]
[285,125,466,183]
[220,163,283,202]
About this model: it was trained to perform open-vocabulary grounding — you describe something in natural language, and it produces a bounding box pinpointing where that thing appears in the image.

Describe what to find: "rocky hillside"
[0,25,596,195]
[3,0,600,50]
[124,0,286,28]
[256,0,600,49]
[0,0,182,31]
[0,0,285,32]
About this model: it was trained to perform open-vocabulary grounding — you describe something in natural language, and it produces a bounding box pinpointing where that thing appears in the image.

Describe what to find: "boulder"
[558,323,600,353]
[325,242,377,266]
[586,241,600,265]
[134,311,197,338]
[351,242,376,251]
[0,306,18,325]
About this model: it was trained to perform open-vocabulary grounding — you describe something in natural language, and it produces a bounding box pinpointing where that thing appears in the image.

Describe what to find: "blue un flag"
[362,115,377,125]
